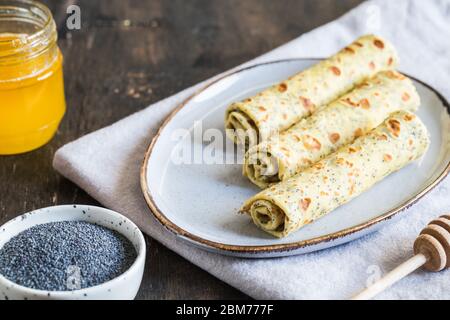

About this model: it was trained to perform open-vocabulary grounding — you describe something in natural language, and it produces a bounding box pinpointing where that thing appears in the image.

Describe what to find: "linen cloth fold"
[54,0,450,299]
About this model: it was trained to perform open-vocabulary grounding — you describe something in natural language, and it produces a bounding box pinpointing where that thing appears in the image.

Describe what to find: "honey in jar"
[0,0,66,155]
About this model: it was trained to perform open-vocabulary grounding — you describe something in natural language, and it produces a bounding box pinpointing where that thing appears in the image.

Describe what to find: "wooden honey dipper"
[352,215,450,300]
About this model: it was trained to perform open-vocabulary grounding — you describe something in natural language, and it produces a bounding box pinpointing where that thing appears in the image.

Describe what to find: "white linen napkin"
[53,0,450,299]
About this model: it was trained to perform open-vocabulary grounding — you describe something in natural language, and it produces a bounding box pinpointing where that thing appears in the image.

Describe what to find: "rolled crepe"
[240,111,430,238]
[243,70,420,188]
[225,34,398,147]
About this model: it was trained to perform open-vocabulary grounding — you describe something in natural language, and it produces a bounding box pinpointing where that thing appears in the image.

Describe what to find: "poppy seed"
[0,221,137,291]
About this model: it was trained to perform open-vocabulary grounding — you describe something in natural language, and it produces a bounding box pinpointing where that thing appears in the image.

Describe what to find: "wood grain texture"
[0,0,363,300]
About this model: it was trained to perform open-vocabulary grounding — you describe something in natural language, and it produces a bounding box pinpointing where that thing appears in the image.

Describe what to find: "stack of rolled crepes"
[225,34,398,147]
[224,35,431,238]
[240,111,430,238]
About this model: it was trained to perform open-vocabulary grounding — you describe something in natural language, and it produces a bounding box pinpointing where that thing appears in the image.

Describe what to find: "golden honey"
[0,1,66,155]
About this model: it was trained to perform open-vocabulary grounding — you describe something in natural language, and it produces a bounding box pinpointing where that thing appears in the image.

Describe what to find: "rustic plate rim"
[140,58,450,254]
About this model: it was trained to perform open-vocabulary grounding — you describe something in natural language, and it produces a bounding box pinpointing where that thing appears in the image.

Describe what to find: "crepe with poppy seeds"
[243,70,420,188]
[240,111,430,238]
[225,34,398,147]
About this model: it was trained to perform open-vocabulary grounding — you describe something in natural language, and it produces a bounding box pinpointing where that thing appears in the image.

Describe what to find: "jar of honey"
[0,0,65,155]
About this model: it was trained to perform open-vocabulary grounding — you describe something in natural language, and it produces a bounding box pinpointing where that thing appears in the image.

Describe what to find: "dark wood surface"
[0,0,363,299]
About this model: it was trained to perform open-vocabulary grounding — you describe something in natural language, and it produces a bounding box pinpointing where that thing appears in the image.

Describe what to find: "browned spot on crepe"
[344,47,355,54]
[278,83,288,92]
[313,162,325,170]
[299,96,315,112]
[336,158,346,166]
[374,39,385,49]
[388,119,401,137]
[329,133,341,144]
[354,128,364,138]
[330,66,341,76]
[301,158,313,166]
[349,181,356,195]
[360,98,371,110]
[385,71,406,80]
[299,198,312,211]
[303,135,322,151]
[348,146,361,153]
[402,92,411,102]
[341,97,359,107]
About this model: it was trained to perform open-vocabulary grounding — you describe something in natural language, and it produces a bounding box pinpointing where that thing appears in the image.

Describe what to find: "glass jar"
[0,0,66,155]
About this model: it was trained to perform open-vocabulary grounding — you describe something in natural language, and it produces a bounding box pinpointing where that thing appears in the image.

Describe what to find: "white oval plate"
[141,59,450,258]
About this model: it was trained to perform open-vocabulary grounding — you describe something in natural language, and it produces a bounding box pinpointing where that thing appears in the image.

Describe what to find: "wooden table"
[0,0,363,299]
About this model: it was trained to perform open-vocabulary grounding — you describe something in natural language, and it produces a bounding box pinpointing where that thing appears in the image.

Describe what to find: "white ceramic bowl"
[0,205,146,300]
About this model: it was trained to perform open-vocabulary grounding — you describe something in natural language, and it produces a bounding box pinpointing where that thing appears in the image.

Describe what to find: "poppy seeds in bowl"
[0,221,137,291]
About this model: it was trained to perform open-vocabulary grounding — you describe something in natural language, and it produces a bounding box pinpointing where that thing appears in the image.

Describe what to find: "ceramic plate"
[141,59,450,258]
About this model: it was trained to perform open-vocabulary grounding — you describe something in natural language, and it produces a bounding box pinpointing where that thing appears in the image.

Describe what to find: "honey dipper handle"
[351,254,427,300]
